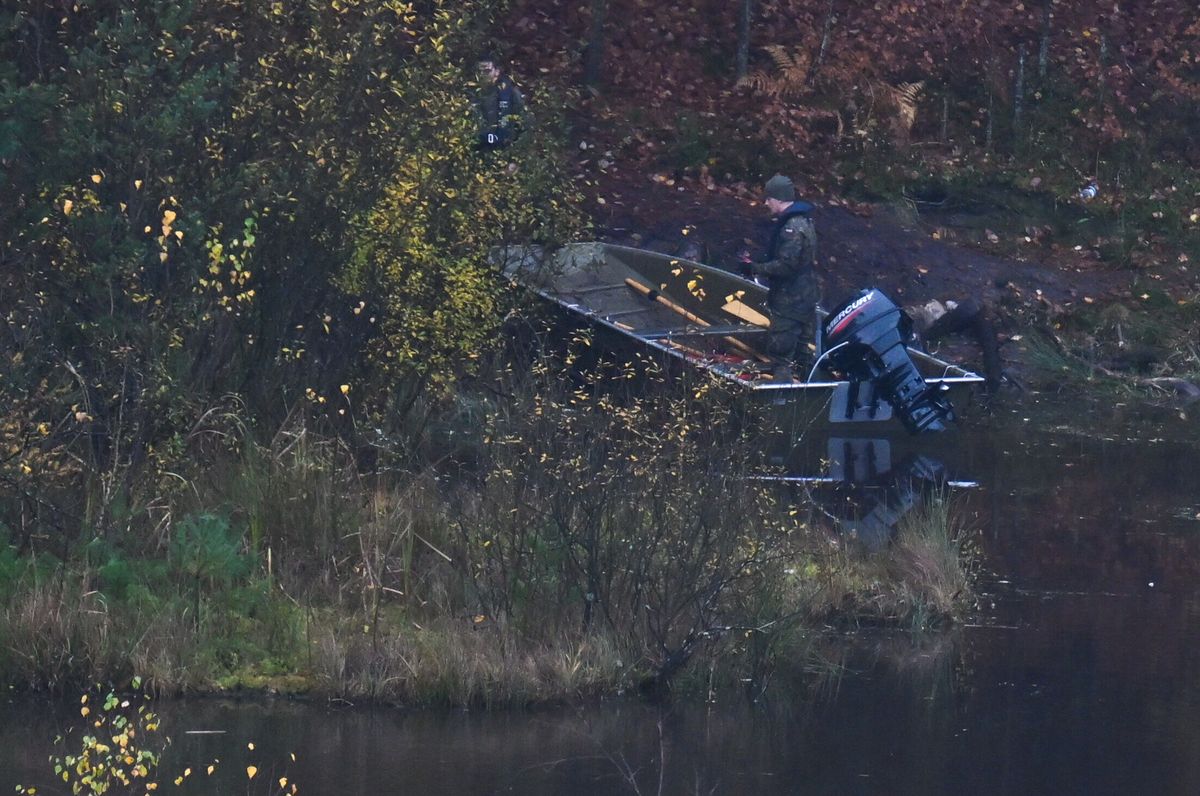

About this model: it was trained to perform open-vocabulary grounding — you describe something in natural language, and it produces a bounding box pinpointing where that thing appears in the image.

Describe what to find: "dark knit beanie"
[764,174,795,202]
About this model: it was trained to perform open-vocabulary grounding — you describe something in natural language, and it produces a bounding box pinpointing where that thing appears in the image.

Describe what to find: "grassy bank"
[1,344,975,706]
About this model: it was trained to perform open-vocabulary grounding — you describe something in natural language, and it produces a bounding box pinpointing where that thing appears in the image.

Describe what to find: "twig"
[414,531,452,562]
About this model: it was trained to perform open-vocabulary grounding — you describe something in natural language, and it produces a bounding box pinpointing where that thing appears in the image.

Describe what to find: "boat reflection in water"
[754,435,978,551]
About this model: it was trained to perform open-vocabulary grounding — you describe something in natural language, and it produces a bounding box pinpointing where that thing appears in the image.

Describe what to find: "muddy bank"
[583,169,1179,389]
[588,171,1133,310]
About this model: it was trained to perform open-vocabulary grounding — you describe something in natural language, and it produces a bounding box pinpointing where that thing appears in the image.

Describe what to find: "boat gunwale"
[520,278,985,394]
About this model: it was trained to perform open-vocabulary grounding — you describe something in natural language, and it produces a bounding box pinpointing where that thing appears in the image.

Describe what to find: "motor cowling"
[821,288,955,434]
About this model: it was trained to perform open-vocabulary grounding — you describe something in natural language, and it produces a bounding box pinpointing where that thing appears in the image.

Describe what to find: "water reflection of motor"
[824,453,949,551]
[819,288,956,434]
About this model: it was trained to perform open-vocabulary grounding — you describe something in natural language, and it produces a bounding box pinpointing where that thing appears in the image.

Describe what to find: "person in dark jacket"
[475,54,526,150]
[743,174,821,379]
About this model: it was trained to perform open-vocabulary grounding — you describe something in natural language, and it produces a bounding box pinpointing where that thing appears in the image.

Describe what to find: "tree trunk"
[985,86,994,150]
[807,0,836,85]
[941,92,949,143]
[735,0,752,81]
[1038,0,1052,79]
[583,0,608,88]
[1013,44,1026,143]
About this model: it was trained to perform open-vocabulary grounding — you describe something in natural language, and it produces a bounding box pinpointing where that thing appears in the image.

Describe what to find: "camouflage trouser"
[765,273,819,369]
[766,312,813,367]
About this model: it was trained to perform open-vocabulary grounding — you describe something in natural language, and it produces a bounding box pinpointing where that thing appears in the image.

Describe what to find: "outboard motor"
[821,288,955,434]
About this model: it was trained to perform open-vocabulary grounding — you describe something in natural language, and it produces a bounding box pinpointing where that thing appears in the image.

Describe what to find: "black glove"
[736,250,754,277]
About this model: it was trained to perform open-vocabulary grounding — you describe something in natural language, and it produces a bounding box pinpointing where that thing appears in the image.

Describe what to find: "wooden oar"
[614,320,708,361]
[624,278,771,363]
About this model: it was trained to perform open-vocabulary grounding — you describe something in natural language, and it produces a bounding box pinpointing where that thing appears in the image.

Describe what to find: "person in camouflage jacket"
[745,174,820,377]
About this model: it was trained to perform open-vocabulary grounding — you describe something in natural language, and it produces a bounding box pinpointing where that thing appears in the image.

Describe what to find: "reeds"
[308,615,628,706]
[889,495,976,624]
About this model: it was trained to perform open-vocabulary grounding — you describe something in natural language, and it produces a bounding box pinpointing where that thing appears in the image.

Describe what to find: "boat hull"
[499,242,985,436]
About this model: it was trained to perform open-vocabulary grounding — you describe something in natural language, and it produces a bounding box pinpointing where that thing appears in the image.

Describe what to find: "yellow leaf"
[247,743,255,751]
[91,173,102,184]
[63,199,74,215]
[279,778,288,788]
[340,384,350,395]
[134,179,143,189]
[162,210,177,225]
[246,766,258,780]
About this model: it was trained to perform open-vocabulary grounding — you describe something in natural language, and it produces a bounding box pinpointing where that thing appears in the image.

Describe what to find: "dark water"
[4,394,1200,795]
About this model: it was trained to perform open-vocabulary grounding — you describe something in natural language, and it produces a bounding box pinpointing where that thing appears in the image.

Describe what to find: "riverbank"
[1,364,975,706]
[580,168,1200,402]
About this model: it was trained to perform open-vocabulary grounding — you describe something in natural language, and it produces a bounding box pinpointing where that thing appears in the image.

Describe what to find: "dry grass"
[309,615,629,706]
[888,496,975,624]
[2,576,118,689]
